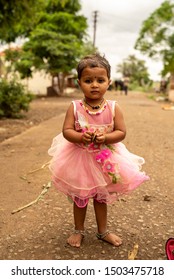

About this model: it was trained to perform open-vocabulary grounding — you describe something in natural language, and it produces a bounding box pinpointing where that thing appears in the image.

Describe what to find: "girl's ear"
[108,79,112,88]
[77,79,80,86]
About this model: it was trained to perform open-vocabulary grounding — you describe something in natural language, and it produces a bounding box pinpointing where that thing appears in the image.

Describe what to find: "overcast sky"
[80,0,165,80]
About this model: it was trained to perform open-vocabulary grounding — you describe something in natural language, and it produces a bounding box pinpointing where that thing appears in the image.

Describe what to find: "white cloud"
[80,0,165,80]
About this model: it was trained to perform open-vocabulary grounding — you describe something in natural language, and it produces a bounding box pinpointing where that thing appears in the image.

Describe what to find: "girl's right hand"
[81,131,93,144]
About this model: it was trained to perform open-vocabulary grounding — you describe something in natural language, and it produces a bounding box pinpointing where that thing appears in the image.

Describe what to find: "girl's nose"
[91,80,98,87]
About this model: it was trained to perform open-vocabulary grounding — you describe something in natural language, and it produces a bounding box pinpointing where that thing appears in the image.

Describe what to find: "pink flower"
[81,127,88,133]
[75,122,81,131]
[89,127,95,133]
[100,148,112,158]
[88,142,101,151]
[95,146,120,184]
[95,148,112,163]
[102,161,115,173]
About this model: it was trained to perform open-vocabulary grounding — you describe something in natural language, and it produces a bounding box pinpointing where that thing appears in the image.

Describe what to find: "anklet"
[96,230,110,240]
[74,230,85,236]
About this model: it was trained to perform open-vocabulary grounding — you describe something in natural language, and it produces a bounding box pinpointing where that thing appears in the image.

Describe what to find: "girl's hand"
[95,133,106,144]
[81,131,93,144]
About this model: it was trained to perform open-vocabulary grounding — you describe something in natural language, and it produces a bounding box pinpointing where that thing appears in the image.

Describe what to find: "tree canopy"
[0,0,95,94]
[0,0,45,43]
[22,12,88,73]
[116,55,151,86]
[20,0,90,94]
[134,0,174,76]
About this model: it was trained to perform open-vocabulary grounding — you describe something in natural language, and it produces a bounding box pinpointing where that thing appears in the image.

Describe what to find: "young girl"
[48,53,149,248]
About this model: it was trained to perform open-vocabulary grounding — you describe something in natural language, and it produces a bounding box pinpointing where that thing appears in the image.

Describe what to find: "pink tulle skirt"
[48,133,149,208]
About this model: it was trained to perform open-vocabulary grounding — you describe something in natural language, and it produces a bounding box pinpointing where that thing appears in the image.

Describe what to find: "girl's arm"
[62,103,92,144]
[96,103,126,144]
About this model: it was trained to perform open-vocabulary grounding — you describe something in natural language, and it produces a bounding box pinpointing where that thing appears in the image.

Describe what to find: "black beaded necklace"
[84,98,104,110]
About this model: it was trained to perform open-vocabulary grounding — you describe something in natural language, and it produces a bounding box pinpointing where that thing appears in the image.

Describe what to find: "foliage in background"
[20,0,93,95]
[4,48,33,80]
[0,78,33,118]
[0,0,95,95]
[0,0,45,43]
[116,55,152,90]
[134,0,174,77]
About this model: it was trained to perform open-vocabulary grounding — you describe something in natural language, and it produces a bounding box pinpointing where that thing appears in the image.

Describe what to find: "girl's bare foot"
[96,231,122,246]
[67,230,84,248]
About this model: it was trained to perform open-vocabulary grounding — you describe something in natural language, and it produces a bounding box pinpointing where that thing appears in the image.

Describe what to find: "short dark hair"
[77,53,111,79]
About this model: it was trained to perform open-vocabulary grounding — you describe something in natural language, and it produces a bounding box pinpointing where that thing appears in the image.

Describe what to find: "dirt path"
[0,90,174,260]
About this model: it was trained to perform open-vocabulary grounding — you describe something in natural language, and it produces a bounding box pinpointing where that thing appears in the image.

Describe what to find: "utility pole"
[93,10,98,47]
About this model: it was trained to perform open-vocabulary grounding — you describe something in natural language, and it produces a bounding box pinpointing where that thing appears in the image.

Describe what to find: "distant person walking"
[114,79,124,94]
[160,79,167,94]
[123,76,130,95]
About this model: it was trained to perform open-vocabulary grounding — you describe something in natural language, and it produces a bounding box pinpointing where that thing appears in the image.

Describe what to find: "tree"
[0,1,44,117]
[13,0,94,95]
[116,55,151,87]
[0,0,95,95]
[0,0,45,43]
[134,0,174,99]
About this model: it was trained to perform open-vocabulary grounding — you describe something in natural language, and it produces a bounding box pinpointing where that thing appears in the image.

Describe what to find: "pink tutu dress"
[48,100,149,208]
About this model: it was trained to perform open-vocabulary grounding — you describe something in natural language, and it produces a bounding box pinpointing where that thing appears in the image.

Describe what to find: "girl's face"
[78,67,111,101]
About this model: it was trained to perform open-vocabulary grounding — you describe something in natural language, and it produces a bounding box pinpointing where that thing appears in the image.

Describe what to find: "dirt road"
[0,91,174,260]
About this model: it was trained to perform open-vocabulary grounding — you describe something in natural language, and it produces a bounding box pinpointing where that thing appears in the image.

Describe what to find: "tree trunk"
[57,73,66,95]
[0,58,4,77]
[168,73,174,102]
[48,73,66,96]
[53,74,60,96]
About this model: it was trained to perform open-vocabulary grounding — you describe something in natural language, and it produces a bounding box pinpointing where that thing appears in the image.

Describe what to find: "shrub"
[0,78,33,118]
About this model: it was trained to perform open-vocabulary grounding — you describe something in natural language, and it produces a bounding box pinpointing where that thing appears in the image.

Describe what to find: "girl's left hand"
[95,133,106,144]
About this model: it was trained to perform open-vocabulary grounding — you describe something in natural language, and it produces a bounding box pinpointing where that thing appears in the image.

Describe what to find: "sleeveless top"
[72,99,116,151]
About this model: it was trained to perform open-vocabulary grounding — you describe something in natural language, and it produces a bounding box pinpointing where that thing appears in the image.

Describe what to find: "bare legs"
[67,202,87,247]
[93,200,122,246]
[67,200,122,247]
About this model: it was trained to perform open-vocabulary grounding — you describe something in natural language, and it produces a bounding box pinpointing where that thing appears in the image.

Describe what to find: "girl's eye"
[98,79,104,83]
[84,79,91,84]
